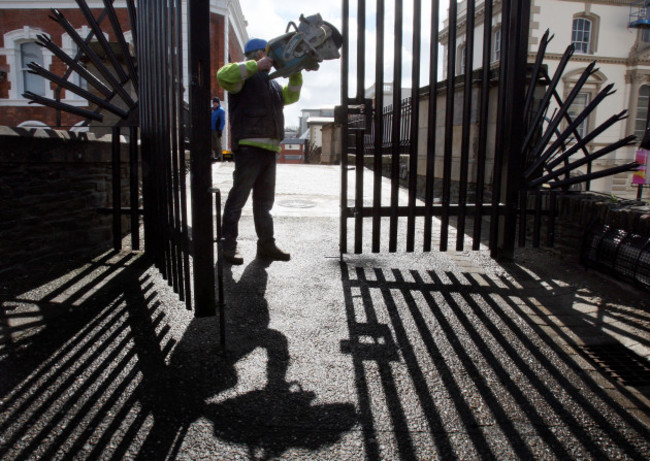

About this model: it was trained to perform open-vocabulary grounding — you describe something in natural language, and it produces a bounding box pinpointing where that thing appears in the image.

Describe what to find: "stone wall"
[0,126,133,284]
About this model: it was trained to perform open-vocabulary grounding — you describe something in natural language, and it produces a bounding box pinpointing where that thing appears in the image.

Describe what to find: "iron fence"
[338,0,637,258]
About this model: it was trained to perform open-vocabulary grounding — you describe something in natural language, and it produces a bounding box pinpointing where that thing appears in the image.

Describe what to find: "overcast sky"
[240,0,450,129]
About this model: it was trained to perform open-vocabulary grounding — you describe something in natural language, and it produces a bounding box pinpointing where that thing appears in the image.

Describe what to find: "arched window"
[567,92,590,138]
[61,27,105,101]
[17,120,49,128]
[0,27,53,103]
[562,68,607,141]
[20,41,45,96]
[635,85,650,139]
[572,17,592,54]
[71,120,89,132]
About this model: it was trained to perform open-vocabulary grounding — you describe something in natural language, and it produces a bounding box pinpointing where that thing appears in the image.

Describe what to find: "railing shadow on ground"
[0,252,356,461]
[339,259,650,460]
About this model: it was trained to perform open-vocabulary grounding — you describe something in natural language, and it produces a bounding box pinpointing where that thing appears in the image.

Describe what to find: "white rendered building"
[441,0,650,198]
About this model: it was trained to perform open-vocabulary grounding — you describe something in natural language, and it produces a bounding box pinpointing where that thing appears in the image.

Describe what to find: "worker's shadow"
[171,258,356,459]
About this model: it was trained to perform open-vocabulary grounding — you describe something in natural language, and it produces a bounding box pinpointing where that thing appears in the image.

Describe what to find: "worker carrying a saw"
[216,38,302,265]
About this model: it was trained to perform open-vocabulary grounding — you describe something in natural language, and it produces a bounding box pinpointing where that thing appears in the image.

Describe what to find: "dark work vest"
[228,71,284,150]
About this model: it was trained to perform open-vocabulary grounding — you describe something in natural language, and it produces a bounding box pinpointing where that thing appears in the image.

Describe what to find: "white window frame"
[457,43,467,75]
[17,120,49,128]
[20,41,47,96]
[122,30,134,46]
[492,27,501,63]
[567,92,591,139]
[572,17,592,54]
[61,26,94,101]
[0,27,54,105]
[635,85,650,139]
[562,68,606,147]
[71,120,89,132]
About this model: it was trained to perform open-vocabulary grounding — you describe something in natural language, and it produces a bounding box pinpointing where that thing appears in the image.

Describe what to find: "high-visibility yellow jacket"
[217,60,302,153]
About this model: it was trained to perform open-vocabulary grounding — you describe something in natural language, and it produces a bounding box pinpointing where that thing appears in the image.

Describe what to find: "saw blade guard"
[266,13,342,79]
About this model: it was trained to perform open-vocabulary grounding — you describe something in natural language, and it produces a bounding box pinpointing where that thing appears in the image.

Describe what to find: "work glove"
[306,62,320,71]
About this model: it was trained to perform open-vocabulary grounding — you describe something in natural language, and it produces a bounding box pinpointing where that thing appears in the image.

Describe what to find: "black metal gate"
[338,0,531,258]
[133,0,216,316]
[27,1,217,316]
[337,0,637,259]
[139,0,195,313]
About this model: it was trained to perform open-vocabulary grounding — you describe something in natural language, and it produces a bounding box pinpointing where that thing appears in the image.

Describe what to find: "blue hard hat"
[245,38,267,54]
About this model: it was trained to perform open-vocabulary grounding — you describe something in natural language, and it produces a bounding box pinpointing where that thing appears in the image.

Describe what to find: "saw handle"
[286,21,299,33]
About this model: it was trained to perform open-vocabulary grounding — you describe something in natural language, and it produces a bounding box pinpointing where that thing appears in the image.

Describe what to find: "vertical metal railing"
[339,0,350,255]
[388,0,403,253]
[423,0,440,252]
[371,0,385,253]
[138,0,201,311]
[473,0,494,250]
[339,0,531,257]
[212,188,226,349]
[188,0,216,317]
[406,0,422,252]
[136,0,216,314]
[440,0,458,252]
[354,0,367,254]
[456,0,475,251]
[26,1,217,314]
[495,0,531,259]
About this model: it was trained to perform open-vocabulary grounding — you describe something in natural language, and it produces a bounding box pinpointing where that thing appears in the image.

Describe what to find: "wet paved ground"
[1,163,649,460]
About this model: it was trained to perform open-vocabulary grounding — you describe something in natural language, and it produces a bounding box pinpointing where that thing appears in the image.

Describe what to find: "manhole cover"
[278,199,316,208]
[580,344,650,387]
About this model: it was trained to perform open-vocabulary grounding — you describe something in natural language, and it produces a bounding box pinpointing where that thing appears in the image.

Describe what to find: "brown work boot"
[257,241,291,261]
[223,247,244,265]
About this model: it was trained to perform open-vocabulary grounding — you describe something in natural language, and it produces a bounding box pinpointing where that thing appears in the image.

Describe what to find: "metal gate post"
[189,0,216,317]
[339,0,350,255]
[494,0,531,260]
[111,126,122,251]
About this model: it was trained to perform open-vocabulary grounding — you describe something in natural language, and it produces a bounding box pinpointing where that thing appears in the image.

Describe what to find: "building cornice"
[440,0,503,43]
[0,1,128,8]
[553,0,635,5]
[537,52,650,66]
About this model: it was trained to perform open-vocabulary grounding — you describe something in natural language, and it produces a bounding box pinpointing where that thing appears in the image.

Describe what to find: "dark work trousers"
[211,131,222,160]
[222,145,277,250]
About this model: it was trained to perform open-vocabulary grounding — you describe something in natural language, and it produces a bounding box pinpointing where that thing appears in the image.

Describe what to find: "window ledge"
[0,99,89,107]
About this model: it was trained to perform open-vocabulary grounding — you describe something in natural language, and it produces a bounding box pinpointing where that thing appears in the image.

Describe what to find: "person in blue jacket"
[211,97,226,161]
[217,38,302,265]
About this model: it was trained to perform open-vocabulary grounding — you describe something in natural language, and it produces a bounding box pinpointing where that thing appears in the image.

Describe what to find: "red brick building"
[278,138,307,164]
[0,1,247,131]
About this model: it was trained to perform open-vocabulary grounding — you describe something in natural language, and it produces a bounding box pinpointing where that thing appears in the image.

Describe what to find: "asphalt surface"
[1,163,650,460]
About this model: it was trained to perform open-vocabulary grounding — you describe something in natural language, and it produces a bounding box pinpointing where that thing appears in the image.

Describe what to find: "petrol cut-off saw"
[266,13,343,79]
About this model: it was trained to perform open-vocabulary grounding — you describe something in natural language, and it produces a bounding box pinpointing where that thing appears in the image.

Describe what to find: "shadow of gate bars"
[24,1,217,317]
[338,0,639,259]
